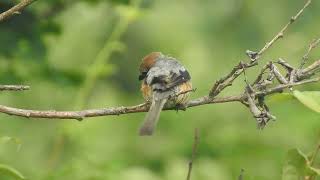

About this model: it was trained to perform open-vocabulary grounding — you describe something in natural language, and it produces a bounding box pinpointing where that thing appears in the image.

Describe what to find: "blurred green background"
[0,0,320,179]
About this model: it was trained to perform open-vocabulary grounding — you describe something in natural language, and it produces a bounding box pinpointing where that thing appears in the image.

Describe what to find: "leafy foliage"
[282,148,320,180]
[293,91,320,113]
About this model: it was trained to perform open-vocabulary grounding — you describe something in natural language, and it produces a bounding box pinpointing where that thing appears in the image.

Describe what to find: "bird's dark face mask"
[138,71,148,81]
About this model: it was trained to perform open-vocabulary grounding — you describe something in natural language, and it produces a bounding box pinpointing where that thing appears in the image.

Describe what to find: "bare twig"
[252,63,271,86]
[209,0,312,97]
[298,59,320,80]
[299,37,320,69]
[257,0,312,58]
[0,85,30,91]
[270,63,288,84]
[254,77,320,97]
[0,0,36,22]
[186,128,199,180]
[209,61,257,97]
[277,58,295,70]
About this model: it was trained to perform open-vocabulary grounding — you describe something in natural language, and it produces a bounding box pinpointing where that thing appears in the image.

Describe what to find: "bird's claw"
[175,104,187,112]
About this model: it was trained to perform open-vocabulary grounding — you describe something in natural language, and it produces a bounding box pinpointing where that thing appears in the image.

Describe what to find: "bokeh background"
[0,0,320,179]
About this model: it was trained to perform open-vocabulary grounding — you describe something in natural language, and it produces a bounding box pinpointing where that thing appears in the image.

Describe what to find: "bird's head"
[139,52,163,80]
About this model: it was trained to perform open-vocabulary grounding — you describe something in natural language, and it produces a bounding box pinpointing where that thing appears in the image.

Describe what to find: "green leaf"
[266,93,294,103]
[0,164,26,180]
[293,91,320,113]
[282,148,309,180]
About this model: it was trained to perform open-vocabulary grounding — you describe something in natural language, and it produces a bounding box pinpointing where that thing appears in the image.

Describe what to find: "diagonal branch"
[298,59,320,80]
[299,37,320,69]
[0,0,36,22]
[209,0,312,98]
[257,0,312,58]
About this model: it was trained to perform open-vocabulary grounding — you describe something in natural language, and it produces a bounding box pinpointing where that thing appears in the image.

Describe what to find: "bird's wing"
[146,60,191,93]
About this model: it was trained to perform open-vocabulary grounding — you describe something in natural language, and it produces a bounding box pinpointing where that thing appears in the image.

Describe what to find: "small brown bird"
[138,52,192,136]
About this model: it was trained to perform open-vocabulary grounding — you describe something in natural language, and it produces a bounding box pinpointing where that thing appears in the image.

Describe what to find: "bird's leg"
[175,103,187,112]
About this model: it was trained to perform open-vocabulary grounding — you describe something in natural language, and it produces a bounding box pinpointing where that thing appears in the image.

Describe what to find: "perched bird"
[138,52,192,136]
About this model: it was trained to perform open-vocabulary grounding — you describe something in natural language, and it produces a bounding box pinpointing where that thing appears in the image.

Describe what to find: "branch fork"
[0,0,318,129]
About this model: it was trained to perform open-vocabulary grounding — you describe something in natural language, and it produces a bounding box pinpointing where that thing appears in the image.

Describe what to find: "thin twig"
[298,59,320,80]
[257,0,312,58]
[0,85,30,91]
[209,0,311,97]
[252,63,271,86]
[277,58,295,72]
[186,128,200,180]
[0,0,36,22]
[254,77,320,97]
[270,63,288,84]
[209,61,257,97]
[303,60,320,74]
[299,37,320,69]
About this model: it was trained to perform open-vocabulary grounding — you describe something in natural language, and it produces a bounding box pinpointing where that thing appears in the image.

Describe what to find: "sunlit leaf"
[266,93,294,103]
[0,164,26,180]
[293,91,320,113]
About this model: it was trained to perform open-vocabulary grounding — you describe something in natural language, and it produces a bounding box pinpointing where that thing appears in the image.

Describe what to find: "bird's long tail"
[139,98,167,136]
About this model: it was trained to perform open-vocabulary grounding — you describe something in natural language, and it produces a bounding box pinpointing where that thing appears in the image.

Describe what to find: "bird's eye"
[138,71,147,80]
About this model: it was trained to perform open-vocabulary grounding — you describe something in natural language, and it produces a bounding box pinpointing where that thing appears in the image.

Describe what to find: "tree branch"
[0,0,36,22]
[0,0,318,128]
[209,0,312,97]
[299,37,320,69]
[0,74,318,121]
[299,60,320,79]
[0,85,30,91]
[257,0,312,58]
